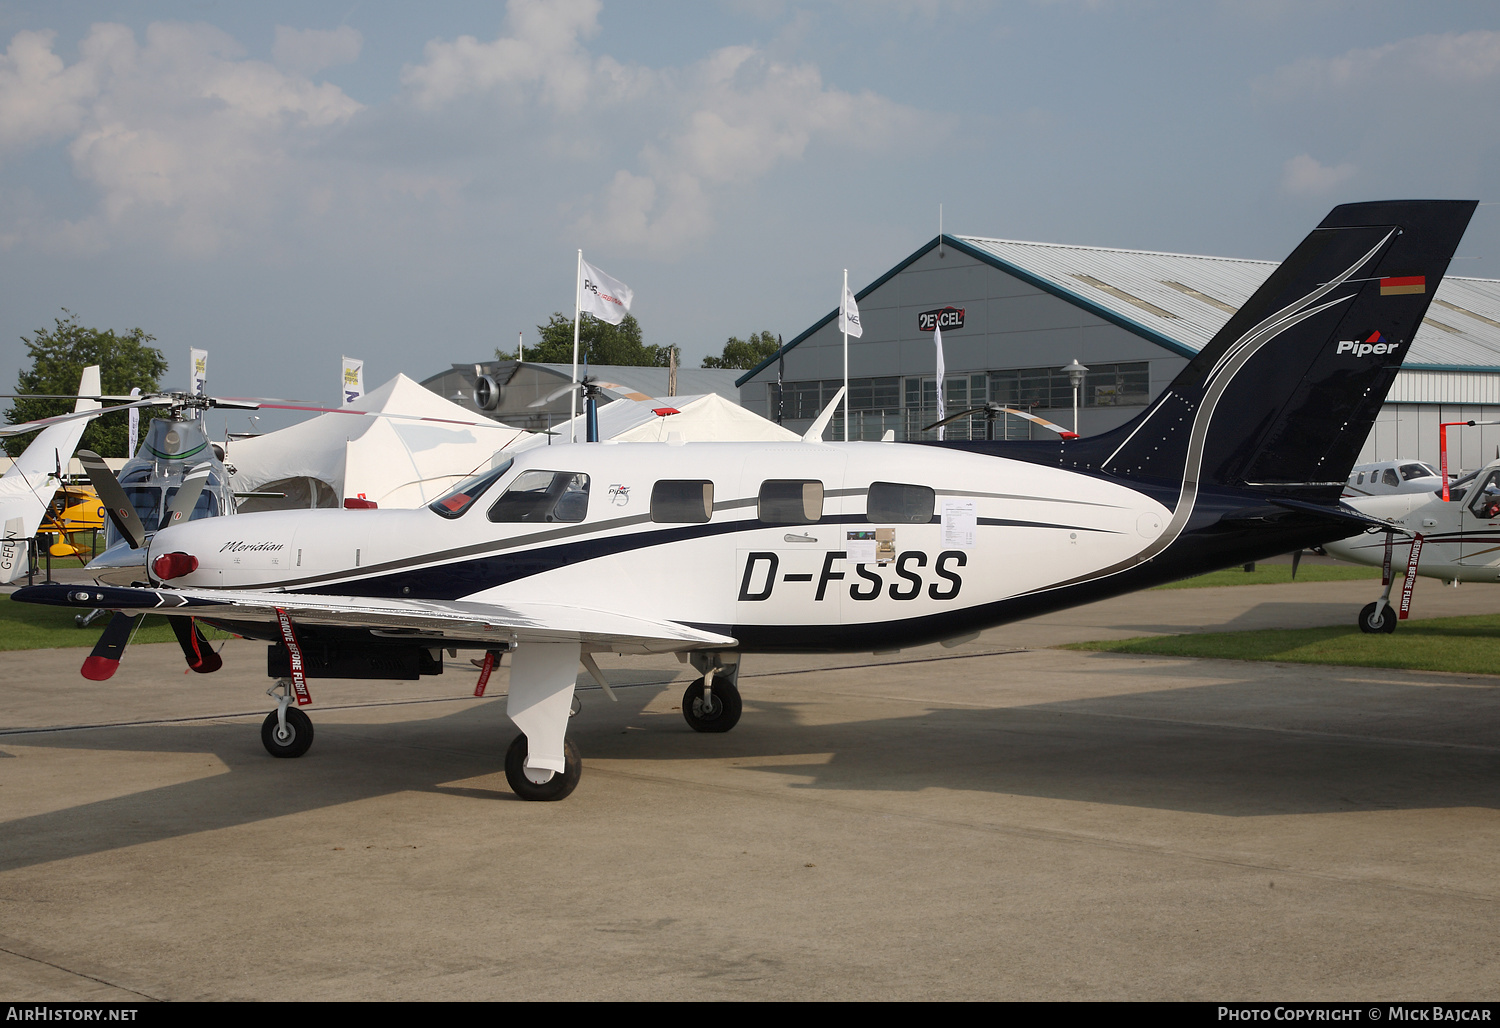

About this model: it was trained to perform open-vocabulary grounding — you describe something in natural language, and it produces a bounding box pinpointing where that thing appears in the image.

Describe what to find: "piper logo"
[1336,331,1400,357]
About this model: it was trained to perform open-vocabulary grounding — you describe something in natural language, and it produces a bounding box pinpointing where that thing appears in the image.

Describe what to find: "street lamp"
[1061,359,1088,436]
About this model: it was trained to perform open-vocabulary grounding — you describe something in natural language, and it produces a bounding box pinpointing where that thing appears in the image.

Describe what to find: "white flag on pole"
[839,284,863,338]
[579,259,633,326]
[934,323,946,441]
[189,348,207,397]
[341,356,364,407]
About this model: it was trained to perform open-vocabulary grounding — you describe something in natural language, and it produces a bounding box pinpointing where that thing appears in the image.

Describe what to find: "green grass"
[0,596,235,652]
[1063,613,1500,677]
[1153,563,1383,588]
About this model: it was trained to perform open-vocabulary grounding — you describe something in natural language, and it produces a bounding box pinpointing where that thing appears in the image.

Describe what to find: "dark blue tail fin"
[1057,200,1476,502]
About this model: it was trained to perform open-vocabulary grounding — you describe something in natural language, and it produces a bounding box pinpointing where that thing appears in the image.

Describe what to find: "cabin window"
[488,470,590,523]
[1382,469,1400,487]
[867,482,935,524]
[429,459,513,519]
[758,480,823,524]
[651,480,713,523]
[1356,473,1364,485]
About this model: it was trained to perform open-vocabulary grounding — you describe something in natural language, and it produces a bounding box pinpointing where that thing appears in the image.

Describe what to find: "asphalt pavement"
[3,575,1500,1000]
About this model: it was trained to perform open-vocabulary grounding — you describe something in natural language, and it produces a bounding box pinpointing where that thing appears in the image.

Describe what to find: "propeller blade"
[171,618,222,674]
[162,462,212,529]
[82,612,140,681]
[78,449,147,549]
[921,407,988,432]
[1291,549,1303,581]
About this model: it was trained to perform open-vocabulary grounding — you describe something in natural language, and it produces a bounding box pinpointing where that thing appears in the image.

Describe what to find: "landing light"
[153,552,199,581]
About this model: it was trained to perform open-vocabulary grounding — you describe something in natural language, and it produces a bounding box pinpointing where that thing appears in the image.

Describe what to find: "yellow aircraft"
[40,484,105,563]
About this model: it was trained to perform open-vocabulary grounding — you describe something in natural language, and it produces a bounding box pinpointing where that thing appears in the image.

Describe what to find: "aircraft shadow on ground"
[1107,600,1362,636]
[2,666,1499,872]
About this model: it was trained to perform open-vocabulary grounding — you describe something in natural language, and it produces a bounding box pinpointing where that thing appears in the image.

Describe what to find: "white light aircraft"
[13,200,1478,800]
[0,367,101,582]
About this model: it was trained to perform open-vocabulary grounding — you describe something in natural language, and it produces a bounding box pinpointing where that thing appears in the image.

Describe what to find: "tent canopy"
[229,374,527,509]
[507,392,797,451]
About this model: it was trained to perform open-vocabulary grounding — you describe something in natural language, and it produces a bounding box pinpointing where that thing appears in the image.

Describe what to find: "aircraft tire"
[1358,601,1398,634]
[504,734,581,801]
[682,677,742,734]
[261,708,314,758]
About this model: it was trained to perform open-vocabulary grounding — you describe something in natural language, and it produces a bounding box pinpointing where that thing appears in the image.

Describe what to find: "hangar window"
[759,480,823,524]
[429,460,513,519]
[866,482,934,524]
[989,362,1149,411]
[488,471,590,523]
[652,480,714,523]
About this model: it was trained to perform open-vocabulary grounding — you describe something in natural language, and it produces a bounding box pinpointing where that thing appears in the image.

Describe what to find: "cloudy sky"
[0,0,1496,423]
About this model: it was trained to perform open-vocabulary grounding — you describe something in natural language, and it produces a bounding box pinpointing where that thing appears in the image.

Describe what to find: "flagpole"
[842,268,849,442]
[571,249,582,443]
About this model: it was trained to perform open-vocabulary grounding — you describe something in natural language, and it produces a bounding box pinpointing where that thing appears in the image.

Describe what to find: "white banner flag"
[934,323,946,441]
[579,258,633,326]
[839,284,863,338]
[127,387,141,456]
[341,356,364,407]
[189,348,207,397]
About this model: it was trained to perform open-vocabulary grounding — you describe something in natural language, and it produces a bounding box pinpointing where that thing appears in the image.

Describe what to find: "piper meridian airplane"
[12,200,1477,801]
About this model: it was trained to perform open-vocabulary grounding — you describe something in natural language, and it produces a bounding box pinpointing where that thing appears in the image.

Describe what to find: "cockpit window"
[488,471,590,523]
[1469,471,1500,520]
[124,486,162,532]
[429,459,513,519]
[1400,464,1433,481]
[1382,468,1400,487]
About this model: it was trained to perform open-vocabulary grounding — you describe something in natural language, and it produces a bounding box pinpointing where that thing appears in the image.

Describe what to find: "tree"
[4,311,169,457]
[507,313,677,368]
[702,330,779,370]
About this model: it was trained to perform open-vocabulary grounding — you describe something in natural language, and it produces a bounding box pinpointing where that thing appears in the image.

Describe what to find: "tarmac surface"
[3,568,1500,1000]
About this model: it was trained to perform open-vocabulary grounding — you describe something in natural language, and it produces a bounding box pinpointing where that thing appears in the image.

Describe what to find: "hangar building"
[737,234,1500,472]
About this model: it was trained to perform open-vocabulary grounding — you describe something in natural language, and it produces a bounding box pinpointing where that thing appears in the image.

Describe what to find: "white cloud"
[400,0,606,112]
[0,21,363,255]
[272,25,363,76]
[1280,153,1357,196]
[1255,29,1500,101]
[0,30,98,154]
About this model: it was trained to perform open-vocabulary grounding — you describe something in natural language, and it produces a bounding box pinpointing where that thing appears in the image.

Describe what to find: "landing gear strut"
[681,652,743,733]
[261,679,314,757]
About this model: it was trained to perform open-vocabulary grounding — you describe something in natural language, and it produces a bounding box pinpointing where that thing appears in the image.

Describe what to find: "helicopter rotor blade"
[162,462,213,530]
[78,449,147,549]
[0,399,156,438]
[920,407,987,432]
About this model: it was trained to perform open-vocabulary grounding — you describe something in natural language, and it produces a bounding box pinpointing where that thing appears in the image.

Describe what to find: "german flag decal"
[1380,275,1426,296]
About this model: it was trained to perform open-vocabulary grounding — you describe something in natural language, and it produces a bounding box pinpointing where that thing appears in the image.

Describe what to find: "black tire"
[682,677,742,733]
[504,733,581,801]
[1359,601,1398,634]
[261,707,314,758]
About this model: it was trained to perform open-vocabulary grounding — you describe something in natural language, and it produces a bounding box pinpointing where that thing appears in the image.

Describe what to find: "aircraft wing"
[12,583,737,653]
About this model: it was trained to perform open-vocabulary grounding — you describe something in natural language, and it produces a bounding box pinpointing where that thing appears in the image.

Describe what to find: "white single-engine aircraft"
[13,200,1478,801]
[1324,456,1500,632]
[1,366,101,582]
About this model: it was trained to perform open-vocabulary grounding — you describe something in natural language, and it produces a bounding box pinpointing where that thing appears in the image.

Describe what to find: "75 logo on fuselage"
[738,550,966,602]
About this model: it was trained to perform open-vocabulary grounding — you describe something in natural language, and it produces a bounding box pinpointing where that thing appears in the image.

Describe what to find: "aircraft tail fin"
[1066,200,1477,503]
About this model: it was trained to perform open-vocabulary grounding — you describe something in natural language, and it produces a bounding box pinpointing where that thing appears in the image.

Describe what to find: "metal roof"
[956,235,1500,371]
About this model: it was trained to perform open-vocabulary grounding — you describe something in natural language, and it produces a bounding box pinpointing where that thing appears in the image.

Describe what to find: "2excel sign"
[918,307,965,332]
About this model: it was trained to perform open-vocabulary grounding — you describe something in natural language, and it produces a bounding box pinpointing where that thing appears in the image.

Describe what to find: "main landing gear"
[681,652,742,734]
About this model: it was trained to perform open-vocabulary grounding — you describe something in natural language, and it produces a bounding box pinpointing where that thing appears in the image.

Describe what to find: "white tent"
[229,374,527,510]
[507,392,798,452]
